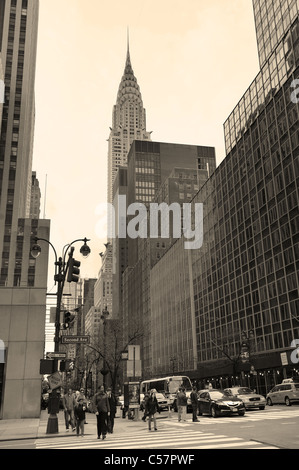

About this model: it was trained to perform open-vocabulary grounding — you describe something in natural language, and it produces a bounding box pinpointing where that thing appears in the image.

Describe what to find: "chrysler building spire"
[107,39,152,205]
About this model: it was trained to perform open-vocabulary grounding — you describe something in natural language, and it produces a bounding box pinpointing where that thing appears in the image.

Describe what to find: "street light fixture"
[30,236,91,433]
[80,238,91,258]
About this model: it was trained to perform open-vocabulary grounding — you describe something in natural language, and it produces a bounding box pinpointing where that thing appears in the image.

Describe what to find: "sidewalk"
[0,409,172,442]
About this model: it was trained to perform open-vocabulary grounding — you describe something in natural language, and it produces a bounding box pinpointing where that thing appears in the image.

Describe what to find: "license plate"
[231,407,238,412]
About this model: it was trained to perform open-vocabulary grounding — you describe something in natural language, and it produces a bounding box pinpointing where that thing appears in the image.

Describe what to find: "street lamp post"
[100,306,109,390]
[31,236,91,434]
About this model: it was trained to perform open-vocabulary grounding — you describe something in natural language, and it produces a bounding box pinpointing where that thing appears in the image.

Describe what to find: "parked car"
[198,389,246,417]
[266,379,299,406]
[224,387,266,410]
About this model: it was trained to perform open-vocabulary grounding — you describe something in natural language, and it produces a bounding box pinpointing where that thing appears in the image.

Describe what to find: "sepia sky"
[33,0,260,285]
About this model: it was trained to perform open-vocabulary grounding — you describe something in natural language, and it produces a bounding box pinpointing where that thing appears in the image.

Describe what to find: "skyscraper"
[99,40,152,318]
[150,0,299,391]
[0,0,42,287]
[0,0,50,419]
[107,40,152,206]
[30,171,41,219]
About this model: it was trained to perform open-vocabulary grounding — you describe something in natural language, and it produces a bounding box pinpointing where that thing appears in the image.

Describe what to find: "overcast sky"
[33,0,260,286]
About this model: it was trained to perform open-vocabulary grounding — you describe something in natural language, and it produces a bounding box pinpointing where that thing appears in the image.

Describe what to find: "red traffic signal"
[67,258,81,283]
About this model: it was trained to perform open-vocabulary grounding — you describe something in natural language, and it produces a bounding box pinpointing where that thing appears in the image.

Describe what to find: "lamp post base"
[46,414,59,434]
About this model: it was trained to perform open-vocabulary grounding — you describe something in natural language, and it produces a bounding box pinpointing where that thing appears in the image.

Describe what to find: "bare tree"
[84,320,144,393]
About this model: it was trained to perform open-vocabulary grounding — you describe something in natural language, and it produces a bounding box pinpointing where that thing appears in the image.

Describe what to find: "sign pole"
[46,255,65,434]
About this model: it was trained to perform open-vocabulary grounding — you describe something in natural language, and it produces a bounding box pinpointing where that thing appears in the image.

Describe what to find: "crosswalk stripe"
[194,441,277,449]
[35,427,279,450]
[169,410,299,424]
[36,431,215,448]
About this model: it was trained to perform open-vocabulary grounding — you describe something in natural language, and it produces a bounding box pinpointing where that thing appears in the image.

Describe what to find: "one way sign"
[46,352,66,359]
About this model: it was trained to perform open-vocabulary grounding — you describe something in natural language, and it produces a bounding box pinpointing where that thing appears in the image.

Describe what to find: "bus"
[140,376,193,410]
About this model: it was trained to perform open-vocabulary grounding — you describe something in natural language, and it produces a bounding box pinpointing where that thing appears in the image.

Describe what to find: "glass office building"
[149,1,299,394]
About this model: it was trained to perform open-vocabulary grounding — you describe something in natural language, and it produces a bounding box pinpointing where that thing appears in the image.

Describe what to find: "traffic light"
[63,311,75,329]
[67,257,81,283]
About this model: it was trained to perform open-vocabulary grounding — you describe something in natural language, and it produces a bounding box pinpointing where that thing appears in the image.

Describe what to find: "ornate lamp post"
[100,306,110,390]
[31,236,91,433]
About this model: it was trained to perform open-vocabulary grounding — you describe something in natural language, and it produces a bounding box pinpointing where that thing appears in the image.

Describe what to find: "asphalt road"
[0,404,298,450]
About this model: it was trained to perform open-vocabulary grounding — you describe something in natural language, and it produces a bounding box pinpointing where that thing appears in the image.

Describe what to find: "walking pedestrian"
[146,389,160,431]
[176,387,187,422]
[62,388,76,431]
[74,397,86,437]
[93,385,110,440]
[141,392,149,422]
[77,388,88,424]
[107,388,117,433]
[190,386,200,422]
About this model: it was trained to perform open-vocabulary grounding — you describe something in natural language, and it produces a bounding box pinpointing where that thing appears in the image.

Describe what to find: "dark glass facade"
[148,1,299,393]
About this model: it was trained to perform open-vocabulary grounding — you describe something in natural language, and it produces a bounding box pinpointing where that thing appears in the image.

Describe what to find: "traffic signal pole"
[46,252,72,434]
[31,237,91,435]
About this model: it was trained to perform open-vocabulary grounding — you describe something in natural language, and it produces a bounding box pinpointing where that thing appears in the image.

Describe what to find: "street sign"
[128,345,140,360]
[127,359,142,377]
[280,352,288,366]
[61,335,90,344]
[46,352,66,359]
[48,371,63,390]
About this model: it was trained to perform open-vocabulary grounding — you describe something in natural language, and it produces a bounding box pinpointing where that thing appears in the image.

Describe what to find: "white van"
[266,378,299,406]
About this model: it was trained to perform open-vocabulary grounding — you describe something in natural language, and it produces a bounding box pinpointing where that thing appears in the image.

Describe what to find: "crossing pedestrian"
[93,385,110,440]
[141,392,149,422]
[62,388,76,432]
[107,388,117,433]
[190,386,200,422]
[176,387,187,422]
[74,397,86,437]
[145,389,160,431]
[77,388,88,424]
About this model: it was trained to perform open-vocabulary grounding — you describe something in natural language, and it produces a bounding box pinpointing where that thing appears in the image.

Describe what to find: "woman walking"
[145,389,160,431]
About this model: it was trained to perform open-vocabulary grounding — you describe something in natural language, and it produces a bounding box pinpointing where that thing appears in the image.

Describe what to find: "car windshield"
[237,387,254,394]
[209,391,230,400]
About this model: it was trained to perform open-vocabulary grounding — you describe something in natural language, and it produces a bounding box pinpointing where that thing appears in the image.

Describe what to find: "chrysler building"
[107,40,152,205]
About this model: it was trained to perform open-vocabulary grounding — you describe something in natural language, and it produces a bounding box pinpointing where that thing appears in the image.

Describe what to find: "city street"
[1,405,298,450]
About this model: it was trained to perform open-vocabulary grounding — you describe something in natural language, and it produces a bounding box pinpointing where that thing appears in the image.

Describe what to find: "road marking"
[35,427,279,450]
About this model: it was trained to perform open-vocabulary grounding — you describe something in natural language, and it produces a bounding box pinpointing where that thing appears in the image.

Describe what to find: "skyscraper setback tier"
[107,43,151,205]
